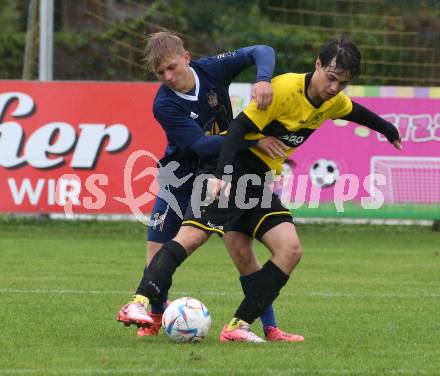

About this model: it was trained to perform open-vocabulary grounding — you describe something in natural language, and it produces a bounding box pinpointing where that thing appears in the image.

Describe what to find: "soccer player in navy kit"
[121,37,402,342]
[117,30,297,341]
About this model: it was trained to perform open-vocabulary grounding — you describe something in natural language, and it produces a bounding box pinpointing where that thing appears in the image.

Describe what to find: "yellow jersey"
[243,73,352,174]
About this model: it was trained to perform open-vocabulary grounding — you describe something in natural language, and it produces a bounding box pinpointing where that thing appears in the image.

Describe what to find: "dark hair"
[319,38,361,79]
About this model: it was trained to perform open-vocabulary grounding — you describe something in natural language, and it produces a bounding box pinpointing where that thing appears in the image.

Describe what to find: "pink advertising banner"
[281,97,440,218]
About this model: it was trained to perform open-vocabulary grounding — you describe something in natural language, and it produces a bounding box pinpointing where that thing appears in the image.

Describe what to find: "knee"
[287,240,302,265]
[174,228,208,254]
[231,248,256,268]
[278,239,302,268]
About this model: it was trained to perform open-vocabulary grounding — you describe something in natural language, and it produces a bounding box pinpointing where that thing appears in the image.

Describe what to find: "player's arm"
[156,102,282,160]
[209,112,286,199]
[217,76,288,162]
[154,103,223,158]
[215,113,261,177]
[341,101,402,150]
[190,135,224,157]
[206,113,254,199]
[219,45,275,83]
[239,46,275,109]
[209,45,275,109]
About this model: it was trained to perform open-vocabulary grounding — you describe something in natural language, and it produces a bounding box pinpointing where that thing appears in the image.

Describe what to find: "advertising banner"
[0,81,165,216]
[1,81,439,220]
[278,95,440,219]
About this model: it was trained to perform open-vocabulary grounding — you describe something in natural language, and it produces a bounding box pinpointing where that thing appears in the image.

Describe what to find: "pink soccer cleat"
[219,321,265,343]
[137,312,163,336]
[264,326,304,342]
[117,302,153,328]
[137,300,171,336]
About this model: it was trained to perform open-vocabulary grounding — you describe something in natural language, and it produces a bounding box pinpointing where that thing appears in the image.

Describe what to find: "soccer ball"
[162,297,211,343]
[309,159,340,188]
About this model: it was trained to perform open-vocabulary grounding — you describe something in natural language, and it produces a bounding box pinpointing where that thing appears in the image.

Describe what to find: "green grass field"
[288,202,440,221]
[0,218,439,375]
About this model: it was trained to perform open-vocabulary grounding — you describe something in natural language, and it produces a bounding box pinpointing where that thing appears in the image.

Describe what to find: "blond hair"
[143,30,186,72]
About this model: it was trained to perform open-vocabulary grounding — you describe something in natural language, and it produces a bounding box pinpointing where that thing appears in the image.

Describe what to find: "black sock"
[135,240,187,303]
[234,260,289,324]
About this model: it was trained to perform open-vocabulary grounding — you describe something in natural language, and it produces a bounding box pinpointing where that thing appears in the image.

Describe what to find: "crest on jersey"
[310,112,323,125]
[206,90,218,108]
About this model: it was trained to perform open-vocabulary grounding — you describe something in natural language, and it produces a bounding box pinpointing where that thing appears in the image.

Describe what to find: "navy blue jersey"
[152,45,274,190]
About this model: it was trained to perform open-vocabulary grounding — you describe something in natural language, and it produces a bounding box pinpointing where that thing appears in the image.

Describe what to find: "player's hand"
[392,138,403,151]
[256,136,288,159]
[207,177,231,200]
[251,81,273,110]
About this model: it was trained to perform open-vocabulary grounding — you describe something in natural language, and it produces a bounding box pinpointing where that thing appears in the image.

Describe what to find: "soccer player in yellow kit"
[131,38,402,342]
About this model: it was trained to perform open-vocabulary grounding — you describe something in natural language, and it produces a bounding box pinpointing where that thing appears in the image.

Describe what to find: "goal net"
[371,156,440,204]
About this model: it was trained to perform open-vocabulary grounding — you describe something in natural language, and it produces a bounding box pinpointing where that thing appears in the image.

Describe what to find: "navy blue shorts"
[147,189,191,243]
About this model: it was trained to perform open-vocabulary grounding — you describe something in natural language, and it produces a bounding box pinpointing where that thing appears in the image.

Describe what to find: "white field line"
[0,288,439,299]
[0,368,430,375]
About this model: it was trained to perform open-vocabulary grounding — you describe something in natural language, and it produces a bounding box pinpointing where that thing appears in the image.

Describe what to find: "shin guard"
[136,240,187,302]
[235,260,289,324]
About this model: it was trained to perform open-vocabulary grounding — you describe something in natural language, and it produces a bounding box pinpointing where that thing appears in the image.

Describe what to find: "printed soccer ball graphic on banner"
[309,159,340,188]
[162,297,211,343]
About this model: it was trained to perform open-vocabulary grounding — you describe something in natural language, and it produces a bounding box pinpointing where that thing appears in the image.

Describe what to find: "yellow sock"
[227,317,246,331]
[129,294,149,306]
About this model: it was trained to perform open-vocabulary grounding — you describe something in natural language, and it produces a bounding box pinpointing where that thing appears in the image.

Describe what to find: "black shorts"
[181,151,293,241]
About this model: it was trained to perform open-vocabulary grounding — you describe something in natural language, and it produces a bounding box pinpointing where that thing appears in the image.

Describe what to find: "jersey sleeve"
[153,101,205,150]
[342,101,400,143]
[198,45,275,85]
[329,91,353,119]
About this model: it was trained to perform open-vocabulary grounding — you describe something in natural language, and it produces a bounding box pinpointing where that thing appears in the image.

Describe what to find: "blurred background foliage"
[0,0,439,85]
